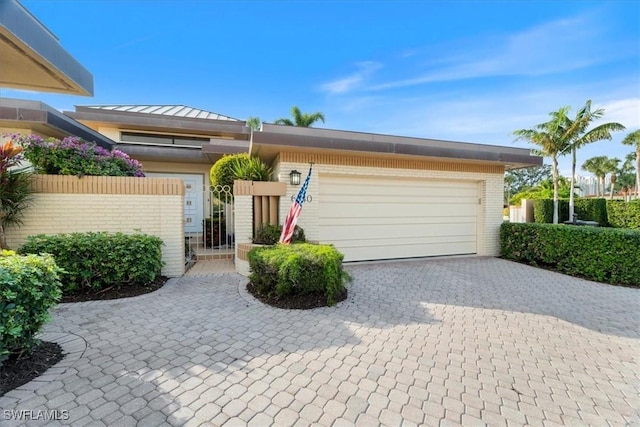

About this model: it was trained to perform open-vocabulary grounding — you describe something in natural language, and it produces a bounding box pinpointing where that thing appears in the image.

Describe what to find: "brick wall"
[274,153,504,256]
[5,175,185,277]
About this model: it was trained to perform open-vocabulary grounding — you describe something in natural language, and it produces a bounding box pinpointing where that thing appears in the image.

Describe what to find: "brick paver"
[1,258,638,426]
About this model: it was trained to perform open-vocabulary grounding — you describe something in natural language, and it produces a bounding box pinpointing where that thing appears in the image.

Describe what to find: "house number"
[291,195,312,203]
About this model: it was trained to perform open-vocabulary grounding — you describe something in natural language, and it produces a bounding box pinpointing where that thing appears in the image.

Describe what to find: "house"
[251,123,541,262]
[66,105,540,262]
[65,105,250,234]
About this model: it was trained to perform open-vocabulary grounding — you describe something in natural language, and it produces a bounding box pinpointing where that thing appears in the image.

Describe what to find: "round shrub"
[210,153,250,189]
[0,251,63,362]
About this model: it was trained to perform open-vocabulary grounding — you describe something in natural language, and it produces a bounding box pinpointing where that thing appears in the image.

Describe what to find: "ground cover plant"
[247,243,350,308]
[500,222,640,287]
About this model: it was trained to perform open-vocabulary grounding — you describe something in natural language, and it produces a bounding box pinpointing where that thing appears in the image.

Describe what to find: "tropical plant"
[230,156,273,182]
[616,152,637,200]
[275,106,325,127]
[210,154,272,192]
[514,107,571,224]
[246,116,261,131]
[582,156,617,198]
[504,165,552,205]
[558,100,624,217]
[0,140,33,250]
[509,177,572,206]
[604,158,620,199]
[622,129,640,199]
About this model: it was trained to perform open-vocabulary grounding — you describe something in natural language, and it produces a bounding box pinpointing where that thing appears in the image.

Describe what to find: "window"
[120,131,209,147]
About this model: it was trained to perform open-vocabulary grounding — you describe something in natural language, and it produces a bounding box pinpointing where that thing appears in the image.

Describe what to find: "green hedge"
[500,223,640,286]
[575,199,608,225]
[248,243,351,305]
[0,250,63,362]
[253,224,306,245]
[19,232,164,294]
[533,198,608,225]
[607,200,640,229]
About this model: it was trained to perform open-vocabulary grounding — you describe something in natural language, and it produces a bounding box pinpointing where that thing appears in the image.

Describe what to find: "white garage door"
[319,175,478,262]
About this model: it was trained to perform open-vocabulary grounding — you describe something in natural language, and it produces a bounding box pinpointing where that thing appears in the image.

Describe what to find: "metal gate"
[185,184,234,264]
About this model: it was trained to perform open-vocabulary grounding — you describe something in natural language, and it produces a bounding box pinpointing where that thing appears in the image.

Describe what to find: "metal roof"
[81,105,240,121]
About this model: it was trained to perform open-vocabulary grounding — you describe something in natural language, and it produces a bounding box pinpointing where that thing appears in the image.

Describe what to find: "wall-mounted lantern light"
[289,170,301,186]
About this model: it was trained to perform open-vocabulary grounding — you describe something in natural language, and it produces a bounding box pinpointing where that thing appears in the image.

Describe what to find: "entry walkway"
[1,258,638,426]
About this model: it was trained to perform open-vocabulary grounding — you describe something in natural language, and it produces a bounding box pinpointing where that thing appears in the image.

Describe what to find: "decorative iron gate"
[185,184,234,264]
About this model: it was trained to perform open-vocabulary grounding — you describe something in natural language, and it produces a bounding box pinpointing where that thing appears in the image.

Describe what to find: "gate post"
[233,181,254,275]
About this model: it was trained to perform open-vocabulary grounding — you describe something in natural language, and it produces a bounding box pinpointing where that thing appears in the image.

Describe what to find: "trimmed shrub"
[15,134,144,177]
[253,224,306,245]
[0,250,63,362]
[533,199,569,223]
[575,198,608,225]
[248,243,351,305]
[607,200,640,229]
[500,222,640,286]
[533,198,608,225]
[209,153,250,189]
[19,232,164,294]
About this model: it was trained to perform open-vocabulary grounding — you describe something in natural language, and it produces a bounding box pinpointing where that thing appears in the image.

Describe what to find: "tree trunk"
[636,148,640,200]
[610,173,616,200]
[0,224,7,250]
[569,147,576,218]
[552,156,559,224]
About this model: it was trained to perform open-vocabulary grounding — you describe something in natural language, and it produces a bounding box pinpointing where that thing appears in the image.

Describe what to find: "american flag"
[279,166,313,244]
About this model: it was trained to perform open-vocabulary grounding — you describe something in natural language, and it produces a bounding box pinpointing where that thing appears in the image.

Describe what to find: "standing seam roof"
[81,105,240,121]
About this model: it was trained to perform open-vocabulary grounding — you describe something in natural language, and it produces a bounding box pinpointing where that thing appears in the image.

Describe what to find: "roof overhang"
[0,98,113,148]
[253,124,542,170]
[0,0,93,96]
[66,107,251,139]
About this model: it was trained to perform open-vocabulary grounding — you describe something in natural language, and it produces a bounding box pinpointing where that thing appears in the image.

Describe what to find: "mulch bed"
[60,276,169,303]
[0,341,63,397]
[247,282,347,309]
[1,277,168,397]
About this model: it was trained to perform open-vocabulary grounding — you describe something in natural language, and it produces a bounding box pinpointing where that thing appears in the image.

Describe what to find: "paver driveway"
[1,257,639,426]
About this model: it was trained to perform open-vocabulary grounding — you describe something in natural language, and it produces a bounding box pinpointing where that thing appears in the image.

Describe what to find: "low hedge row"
[607,200,640,229]
[500,222,640,286]
[19,232,164,294]
[248,243,351,305]
[533,198,608,225]
[0,250,63,362]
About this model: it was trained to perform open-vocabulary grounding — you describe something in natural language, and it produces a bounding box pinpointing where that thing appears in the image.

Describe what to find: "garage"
[319,175,479,262]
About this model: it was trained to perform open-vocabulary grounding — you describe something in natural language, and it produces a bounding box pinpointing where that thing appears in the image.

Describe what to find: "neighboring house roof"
[248,123,542,170]
[65,105,250,164]
[0,98,114,149]
[81,105,241,121]
[66,106,249,138]
[0,0,93,95]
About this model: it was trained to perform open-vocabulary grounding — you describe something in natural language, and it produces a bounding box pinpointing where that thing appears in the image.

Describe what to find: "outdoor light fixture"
[289,170,301,186]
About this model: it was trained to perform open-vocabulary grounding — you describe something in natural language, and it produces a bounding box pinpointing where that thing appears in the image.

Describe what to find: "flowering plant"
[11,134,145,177]
[0,139,32,249]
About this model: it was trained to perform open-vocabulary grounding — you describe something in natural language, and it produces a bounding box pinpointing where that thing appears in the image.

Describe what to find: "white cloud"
[369,12,633,91]
[319,61,382,95]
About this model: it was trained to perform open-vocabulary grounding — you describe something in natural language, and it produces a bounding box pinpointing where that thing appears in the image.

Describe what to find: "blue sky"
[5,0,639,176]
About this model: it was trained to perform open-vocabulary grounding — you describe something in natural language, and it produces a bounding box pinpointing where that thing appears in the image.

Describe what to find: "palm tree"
[604,158,621,199]
[622,129,640,199]
[582,156,609,197]
[560,100,625,216]
[275,106,325,127]
[514,107,571,224]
